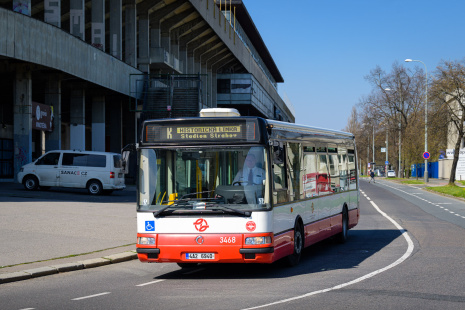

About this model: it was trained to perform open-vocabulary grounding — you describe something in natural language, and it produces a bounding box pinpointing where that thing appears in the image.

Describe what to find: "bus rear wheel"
[286,222,304,267]
[337,207,349,244]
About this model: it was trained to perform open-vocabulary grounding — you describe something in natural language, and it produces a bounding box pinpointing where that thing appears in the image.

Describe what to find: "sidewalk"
[0,182,138,284]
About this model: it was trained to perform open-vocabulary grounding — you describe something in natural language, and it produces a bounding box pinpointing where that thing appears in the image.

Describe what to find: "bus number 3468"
[220,237,236,243]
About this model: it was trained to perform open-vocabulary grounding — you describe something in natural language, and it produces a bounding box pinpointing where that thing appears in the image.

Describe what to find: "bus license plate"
[185,253,215,260]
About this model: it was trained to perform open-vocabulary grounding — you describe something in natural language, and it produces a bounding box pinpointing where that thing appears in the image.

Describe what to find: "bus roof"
[265,119,354,140]
[139,116,354,146]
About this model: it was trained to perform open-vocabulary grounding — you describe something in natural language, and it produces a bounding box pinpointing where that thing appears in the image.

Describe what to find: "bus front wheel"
[286,222,304,267]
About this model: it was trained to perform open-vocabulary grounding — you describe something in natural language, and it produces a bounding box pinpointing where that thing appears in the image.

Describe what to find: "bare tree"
[430,59,465,185]
[359,63,425,177]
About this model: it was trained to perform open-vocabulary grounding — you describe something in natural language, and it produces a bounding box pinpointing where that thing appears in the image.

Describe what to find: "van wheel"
[87,180,103,195]
[23,175,39,191]
[286,222,304,267]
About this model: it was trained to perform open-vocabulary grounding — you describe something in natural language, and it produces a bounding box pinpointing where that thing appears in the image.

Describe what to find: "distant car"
[387,170,396,178]
[17,150,126,195]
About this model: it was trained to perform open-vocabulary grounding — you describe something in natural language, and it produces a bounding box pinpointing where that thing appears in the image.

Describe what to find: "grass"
[400,180,425,185]
[427,184,465,199]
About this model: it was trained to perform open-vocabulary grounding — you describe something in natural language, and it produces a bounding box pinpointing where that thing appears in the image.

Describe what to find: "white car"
[17,150,126,195]
[387,170,396,178]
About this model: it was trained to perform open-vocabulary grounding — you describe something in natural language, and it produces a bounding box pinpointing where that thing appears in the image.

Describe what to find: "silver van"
[17,150,126,195]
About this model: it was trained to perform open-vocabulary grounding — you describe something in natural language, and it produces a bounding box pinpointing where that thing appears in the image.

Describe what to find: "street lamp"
[405,59,428,182]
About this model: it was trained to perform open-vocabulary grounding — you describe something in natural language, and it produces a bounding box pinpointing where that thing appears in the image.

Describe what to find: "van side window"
[86,155,106,167]
[113,155,122,168]
[62,153,106,167]
[36,152,60,165]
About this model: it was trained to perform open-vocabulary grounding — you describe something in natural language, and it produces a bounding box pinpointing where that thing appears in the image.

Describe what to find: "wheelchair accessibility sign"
[145,221,155,231]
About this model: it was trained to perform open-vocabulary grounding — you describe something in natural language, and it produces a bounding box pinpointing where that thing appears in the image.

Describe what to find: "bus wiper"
[153,204,175,217]
[179,190,214,200]
[213,205,251,217]
[152,200,189,217]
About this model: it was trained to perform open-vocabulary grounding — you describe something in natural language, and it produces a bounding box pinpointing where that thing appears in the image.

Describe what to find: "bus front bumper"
[136,233,275,264]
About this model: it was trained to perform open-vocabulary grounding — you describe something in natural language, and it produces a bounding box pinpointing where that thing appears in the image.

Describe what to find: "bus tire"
[23,175,39,191]
[286,222,304,267]
[337,206,349,244]
[87,180,103,195]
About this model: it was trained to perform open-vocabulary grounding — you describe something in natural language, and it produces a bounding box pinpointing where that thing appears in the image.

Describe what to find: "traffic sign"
[423,151,430,160]
[385,161,389,165]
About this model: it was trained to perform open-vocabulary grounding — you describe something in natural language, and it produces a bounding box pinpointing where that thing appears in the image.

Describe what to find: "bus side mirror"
[122,151,130,174]
[273,145,284,164]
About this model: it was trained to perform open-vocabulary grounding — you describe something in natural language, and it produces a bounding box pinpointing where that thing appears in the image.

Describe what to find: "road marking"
[136,279,165,287]
[242,194,414,310]
[19,308,35,310]
[376,181,464,221]
[71,292,111,301]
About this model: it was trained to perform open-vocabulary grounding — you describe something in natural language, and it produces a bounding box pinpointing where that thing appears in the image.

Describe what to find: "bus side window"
[287,142,302,201]
[272,142,288,204]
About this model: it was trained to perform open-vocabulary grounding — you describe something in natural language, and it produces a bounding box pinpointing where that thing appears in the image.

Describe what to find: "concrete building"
[0,0,295,182]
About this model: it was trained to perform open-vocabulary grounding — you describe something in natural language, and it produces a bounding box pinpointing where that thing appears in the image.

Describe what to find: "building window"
[217,79,230,94]
[231,79,251,93]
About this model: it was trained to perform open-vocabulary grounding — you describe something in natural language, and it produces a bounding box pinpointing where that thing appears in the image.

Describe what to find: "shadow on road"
[153,228,403,280]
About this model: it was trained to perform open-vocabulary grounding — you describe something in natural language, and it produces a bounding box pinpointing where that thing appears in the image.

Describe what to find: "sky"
[242,0,465,131]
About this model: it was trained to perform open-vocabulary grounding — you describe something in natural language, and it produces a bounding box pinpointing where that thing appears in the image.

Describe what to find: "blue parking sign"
[145,221,155,231]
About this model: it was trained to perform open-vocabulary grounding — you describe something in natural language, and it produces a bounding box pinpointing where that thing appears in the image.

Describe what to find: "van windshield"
[137,146,270,213]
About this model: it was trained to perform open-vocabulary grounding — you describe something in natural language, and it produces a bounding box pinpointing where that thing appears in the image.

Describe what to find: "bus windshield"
[137,146,269,212]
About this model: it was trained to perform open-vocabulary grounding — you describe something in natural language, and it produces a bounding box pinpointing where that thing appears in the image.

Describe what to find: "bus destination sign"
[170,125,241,140]
[144,120,259,144]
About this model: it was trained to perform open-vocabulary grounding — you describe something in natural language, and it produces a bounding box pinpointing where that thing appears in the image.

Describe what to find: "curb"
[0,251,137,284]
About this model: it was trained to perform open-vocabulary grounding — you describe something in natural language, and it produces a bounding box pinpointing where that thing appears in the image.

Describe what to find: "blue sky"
[242,0,465,131]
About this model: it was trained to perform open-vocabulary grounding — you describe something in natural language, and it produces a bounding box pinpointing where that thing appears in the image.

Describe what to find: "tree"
[430,59,465,185]
[359,63,425,177]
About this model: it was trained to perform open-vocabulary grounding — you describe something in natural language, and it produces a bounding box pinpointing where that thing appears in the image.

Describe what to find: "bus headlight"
[138,237,155,245]
[245,236,271,245]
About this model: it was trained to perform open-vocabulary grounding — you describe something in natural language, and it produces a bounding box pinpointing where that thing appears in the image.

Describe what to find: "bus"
[135,108,359,267]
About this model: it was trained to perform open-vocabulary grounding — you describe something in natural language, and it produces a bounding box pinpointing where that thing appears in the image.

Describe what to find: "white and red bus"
[136,109,359,267]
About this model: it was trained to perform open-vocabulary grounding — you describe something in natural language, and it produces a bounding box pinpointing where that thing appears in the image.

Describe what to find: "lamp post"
[405,59,428,182]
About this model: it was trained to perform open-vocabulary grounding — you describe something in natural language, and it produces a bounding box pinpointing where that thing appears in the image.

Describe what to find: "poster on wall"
[32,102,53,132]
[447,148,465,180]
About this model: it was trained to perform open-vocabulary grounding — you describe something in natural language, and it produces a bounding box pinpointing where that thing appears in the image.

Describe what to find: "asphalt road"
[1,179,465,309]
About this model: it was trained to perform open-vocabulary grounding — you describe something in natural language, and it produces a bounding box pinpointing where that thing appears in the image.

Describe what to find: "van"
[17,150,126,195]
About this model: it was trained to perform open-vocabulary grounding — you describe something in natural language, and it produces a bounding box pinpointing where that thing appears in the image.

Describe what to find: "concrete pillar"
[138,13,150,73]
[151,24,161,48]
[13,0,31,16]
[13,66,32,179]
[70,0,85,40]
[44,0,61,27]
[91,0,105,51]
[179,47,187,74]
[124,0,137,67]
[161,32,170,52]
[44,75,61,151]
[69,88,85,151]
[110,0,122,60]
[92,96,105,152]
[110,100,122,153]
[211,71,217,108]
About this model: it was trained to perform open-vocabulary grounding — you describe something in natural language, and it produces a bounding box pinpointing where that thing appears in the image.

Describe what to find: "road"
[1,179,465,309]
